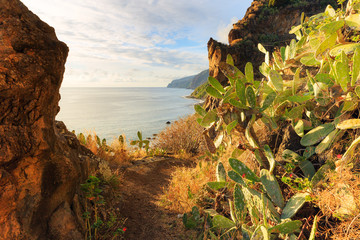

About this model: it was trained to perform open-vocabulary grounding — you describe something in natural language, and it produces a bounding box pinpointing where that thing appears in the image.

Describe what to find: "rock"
[0,1,97,239]
[48,202,83,240]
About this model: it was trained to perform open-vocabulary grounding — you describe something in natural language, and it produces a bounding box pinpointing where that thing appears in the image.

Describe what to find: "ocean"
[56,87,201,142]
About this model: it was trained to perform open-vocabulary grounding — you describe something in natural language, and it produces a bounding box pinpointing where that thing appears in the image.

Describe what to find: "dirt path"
[118,157,194,240]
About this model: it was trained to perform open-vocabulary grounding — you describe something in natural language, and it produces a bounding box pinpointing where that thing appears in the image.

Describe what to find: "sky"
[21,0,252,87]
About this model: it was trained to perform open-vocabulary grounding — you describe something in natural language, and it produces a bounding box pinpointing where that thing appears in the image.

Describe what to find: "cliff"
[0,1,98,239]
[167,75,195,88]
[167,69,209,89]
[205,0,338,109]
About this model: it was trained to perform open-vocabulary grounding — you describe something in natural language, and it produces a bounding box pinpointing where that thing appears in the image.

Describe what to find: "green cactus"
[236,80,247,105]
[260,169,285,209]
[118,135,125,144]
[229,158,260,182]
[228,170,246,186]
[245,115,259,148]
[182,206,204,230]
[281,193,309,220]
[242,187,280,223]
[268,220,302,234]
[338,135,360,165]
[78,133,86,145]
[96,135,101,146]
[260,91,276,112]
[336,119,360,129]
[130,131,150,153]
[245,86,256,108]
[207,182,227,191]
[208,76,225,94]
[102,138,107,147]
[234,185,247,222]
[186,3,360,238]
[268,0,276,7]
[311,161,336,187]
[251,225,269,240]
[335,60,350,92]
[206,85,223,99]
[352,47,360,85]
[315,129,340,154]
[216,162,226,182]
[194,104,207,117]
[199,109,217,128]
[329,43,360,57]
[263,145,276,174]
[211,215,236,229]
[282,149,315,179]
[245,62,254,83]
[300,123,335,147]
[309,215,318,240]
[268,70,283,92]
[226,54,234,66]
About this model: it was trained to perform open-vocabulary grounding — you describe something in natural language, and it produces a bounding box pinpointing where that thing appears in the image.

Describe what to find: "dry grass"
[330,218,360,240]
[315,166,360,239]
[81,132,132,167]
[159,159,216,212]
[159,134,261,213]
[152,115,206,156]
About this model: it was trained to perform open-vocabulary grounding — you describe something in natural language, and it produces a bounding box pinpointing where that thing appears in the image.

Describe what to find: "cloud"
[22,0,252,87]
[217,17,239,44]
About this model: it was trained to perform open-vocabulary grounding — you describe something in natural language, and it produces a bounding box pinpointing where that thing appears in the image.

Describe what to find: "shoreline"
[184,94,204,104]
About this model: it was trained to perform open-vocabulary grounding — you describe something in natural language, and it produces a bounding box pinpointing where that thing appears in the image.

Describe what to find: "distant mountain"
[166,75,196,89]
[167,69,209,90]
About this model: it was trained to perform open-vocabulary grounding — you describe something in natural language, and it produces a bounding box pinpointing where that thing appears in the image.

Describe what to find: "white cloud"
[21,0,252,87]
[217,17,239,44]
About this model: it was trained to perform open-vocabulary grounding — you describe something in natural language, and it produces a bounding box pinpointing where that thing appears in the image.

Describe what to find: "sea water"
[56,87,200,142]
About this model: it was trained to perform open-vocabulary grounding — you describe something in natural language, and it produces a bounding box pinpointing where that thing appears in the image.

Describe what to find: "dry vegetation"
[159,133,261,213]
[152,115,207,156]
[315,165,360,239]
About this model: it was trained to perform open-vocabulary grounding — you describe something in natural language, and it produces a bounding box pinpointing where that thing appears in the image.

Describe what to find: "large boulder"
[0,1,96,239]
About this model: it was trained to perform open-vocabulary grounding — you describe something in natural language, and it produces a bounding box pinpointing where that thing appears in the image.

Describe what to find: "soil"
[118,157,195,240]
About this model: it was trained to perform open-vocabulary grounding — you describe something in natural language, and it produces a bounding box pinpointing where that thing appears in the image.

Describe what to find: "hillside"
[167,69,209,89]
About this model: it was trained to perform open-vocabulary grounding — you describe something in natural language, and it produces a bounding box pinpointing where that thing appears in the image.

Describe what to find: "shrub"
[152,115,206,156]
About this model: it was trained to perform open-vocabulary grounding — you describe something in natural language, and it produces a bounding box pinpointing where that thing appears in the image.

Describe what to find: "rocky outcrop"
[0,1,96,239]
[205,0,337,109]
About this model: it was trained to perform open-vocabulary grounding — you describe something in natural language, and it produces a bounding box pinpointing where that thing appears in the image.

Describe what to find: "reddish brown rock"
[0,1,96,239]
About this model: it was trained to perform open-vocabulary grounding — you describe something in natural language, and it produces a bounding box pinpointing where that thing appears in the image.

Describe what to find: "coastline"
[184,95,204,107]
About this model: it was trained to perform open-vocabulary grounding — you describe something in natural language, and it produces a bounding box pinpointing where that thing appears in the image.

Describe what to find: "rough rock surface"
[0,1,96,239]
[205,0,337,109]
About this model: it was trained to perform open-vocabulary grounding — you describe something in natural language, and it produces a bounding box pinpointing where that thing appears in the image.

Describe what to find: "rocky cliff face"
[205,0,337,109]
[0,1,96,239]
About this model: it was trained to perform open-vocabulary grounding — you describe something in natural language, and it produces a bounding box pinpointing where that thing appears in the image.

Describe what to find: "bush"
[152,115,206,156]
